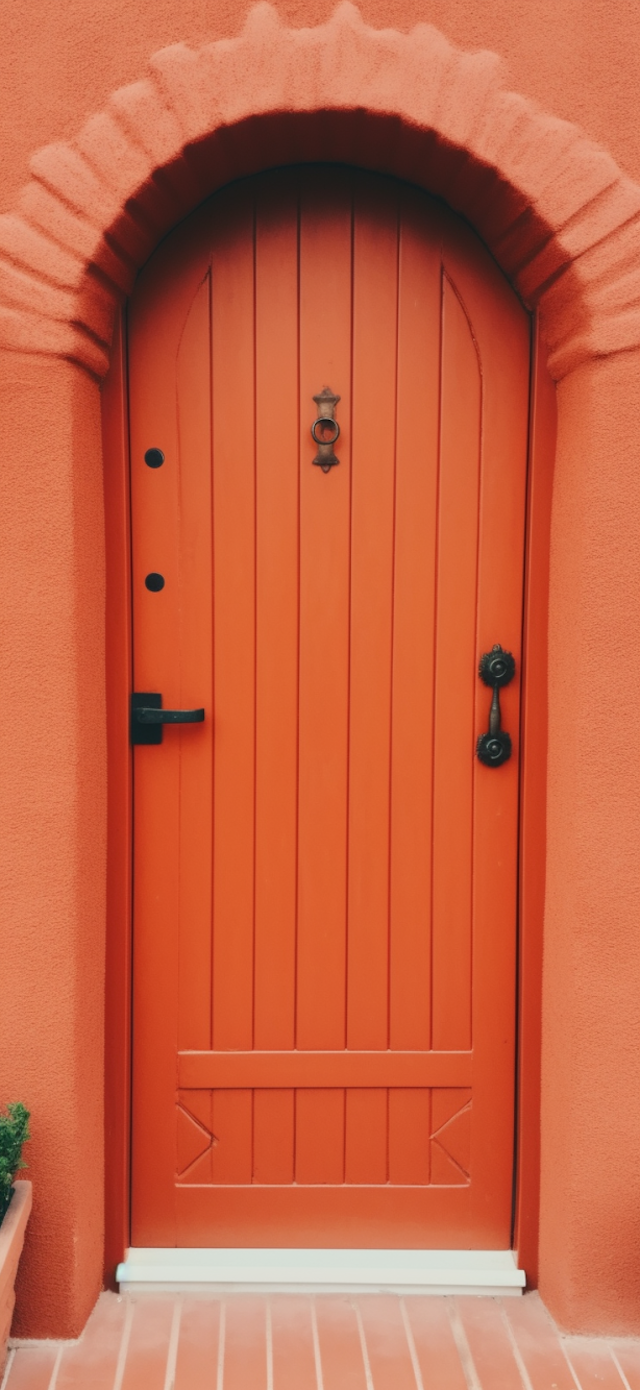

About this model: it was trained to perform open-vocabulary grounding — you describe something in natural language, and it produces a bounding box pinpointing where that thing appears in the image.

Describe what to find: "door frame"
[102,257,556,1288]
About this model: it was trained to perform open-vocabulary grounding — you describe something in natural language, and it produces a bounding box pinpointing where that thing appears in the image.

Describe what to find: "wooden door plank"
[253,1089,295,1183]
[175,273,214,1050]
[210,185,256,1053]
[295,1088,345,1184]
[296,169,352,1053]
[389,191,441,1052]
[431,274,481,1051]
[513,327,556,1279]
[388,1089,431,1184]
[254,174,300,1053]
[450,211,529,1241]
[345,1089,388,1183]
[178,1050,472,1087]
[209,1090,253,1184]
[296,170,353,1188]
[129,207,214,1243]
[130,318,182,1238]
[346,173,398,1051]
[177,1184,471,1248]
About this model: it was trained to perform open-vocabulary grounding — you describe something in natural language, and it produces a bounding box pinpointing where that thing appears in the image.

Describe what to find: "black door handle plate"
[131,692,205,745]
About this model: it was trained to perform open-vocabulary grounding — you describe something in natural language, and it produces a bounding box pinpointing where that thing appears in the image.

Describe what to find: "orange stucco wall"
[1,0,640,196]
[0,356,106,1335]
[542,355,640,1331]
[0,0,639,1341]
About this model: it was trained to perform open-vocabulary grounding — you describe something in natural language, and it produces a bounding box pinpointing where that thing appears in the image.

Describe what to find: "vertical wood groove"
[293,186,301,1190]
[250,191,257,1179]
[387,197,400,1062]
[252,189,258,1054]
[429,259,445,1053]
[208,260,216,1060]
[344,176,354,1184]
[469,274,484,1059]
[344,172,354,1070]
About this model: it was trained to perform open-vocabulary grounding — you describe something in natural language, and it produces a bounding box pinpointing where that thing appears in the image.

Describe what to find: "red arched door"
[128,167,530,1249]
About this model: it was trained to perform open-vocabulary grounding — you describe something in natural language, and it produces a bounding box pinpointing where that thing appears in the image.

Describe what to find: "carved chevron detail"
[176,1098,214,1178]
[0,2,638,379]
[431,1091,472,1186]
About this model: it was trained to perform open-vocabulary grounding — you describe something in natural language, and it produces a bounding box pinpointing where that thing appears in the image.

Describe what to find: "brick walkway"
[4,1290,640,1390]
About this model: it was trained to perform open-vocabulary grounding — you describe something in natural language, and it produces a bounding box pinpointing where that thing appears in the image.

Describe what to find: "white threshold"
[117,1247,525,1296]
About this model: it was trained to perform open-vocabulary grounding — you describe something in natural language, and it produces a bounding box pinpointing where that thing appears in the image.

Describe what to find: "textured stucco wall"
[0,0,638,1341]
[0,355,106,1335]
[540,353,640,1332]
[539,353,640,1328]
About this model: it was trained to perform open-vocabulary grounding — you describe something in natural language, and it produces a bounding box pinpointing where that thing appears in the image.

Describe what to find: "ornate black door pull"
[476,644,515,767]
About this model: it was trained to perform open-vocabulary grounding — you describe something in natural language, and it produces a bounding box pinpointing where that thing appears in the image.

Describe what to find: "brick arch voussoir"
[0,0,639,380]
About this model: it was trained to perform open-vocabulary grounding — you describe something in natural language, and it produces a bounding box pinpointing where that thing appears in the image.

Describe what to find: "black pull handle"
[476,645,515,768]
[131,692,205,746]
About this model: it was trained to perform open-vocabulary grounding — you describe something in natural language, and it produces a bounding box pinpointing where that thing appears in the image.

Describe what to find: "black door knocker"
[311,387,340,471]
[476,644,515,767]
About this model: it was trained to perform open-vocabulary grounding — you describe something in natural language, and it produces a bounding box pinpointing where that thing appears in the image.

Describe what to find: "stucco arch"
[0,1,639,379]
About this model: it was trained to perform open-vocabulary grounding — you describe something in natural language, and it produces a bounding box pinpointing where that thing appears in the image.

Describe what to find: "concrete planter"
[0,1182,32,1376]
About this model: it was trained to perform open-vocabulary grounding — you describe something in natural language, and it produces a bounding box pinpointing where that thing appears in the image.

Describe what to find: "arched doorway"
[127,166,529,1255]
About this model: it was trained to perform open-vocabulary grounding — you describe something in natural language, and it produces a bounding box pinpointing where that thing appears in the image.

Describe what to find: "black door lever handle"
[131,692,205,745]
[137,707,205,724]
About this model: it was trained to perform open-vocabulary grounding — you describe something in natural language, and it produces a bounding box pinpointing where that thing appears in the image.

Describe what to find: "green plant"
[0,1104,30,1223]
